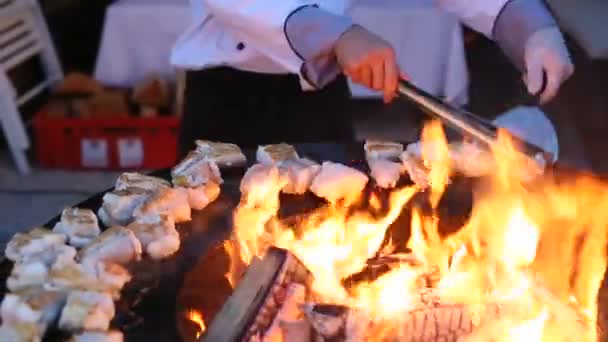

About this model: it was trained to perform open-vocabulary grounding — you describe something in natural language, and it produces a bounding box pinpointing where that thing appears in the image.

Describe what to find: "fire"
[466,308,549,342]
[187,309,206,338]
[507,309,549,341]
[273,185,418,302]
[224,120,608,341]
[420,120,451,207]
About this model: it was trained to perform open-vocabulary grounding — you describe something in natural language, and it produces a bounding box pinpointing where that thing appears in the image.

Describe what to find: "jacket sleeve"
[203,0,353,88]
[492,0,558,70]
[284,5,354,88]
[435,0,557,70]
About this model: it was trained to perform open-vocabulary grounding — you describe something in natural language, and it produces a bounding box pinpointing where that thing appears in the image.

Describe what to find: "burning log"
[202,247,312,342]
[279,319,312,341]
[301,303,348,341]
[299,302,504,342]
[202,247,487,342]
[202,247,484,342]
[345,253,442,298]
[262,282,307,341]
[203,246,594,342]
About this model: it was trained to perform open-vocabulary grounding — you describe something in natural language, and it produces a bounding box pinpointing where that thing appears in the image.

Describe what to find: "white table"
[348,0,469,104]
[94,0,469,104]
[94,0,190,87]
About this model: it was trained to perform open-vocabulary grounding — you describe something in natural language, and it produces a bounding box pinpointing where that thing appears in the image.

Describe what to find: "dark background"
[39,0,113,73]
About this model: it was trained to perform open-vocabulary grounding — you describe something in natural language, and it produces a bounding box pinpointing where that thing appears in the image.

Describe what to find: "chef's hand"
[523,27,574,104]
[335,25,401,103]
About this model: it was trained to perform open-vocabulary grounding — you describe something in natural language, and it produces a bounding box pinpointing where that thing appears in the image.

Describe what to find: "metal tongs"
[397,79,555,164]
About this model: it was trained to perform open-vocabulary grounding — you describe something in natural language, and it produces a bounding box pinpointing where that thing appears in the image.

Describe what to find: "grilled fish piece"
[450,142,497,177]
[127,215,180,260]
[256,143,299,165]
[100,172,172,226]
[71,330,124,342]
[400,151,430,188]
[5,228,67,263]
[310,162,369,206]
[114,172,170,192]
[405,141,496,178]
[0,289,68,333]
[77,227,142,268]
[7,241,77,292]
[278,158,321,195]
[0,321,44,342]
[364,140,404,160]
[89,262,132,295]
[367,158,404,189]
[20,244,76,267]
[58,291,115,332]
[195,140,247,167]
[240,164,288,210]
[53,207,101,248]
[364,140,406,189]
[98,188,152,227]
[172,152,223,210]
[45,257,131,299]
[33,244,78,266]
[183,182,221,211]
[133,187,191,223]
[7,262,49,292]
[171,151,223,187]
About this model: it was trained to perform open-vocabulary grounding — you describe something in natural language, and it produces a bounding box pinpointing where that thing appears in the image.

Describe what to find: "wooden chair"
[0,0,63,174]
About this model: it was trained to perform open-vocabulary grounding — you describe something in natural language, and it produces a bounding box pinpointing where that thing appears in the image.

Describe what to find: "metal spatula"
[396,79,557,164]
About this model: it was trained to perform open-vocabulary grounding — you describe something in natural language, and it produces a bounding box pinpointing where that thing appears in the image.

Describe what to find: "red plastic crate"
[33,112,180,170]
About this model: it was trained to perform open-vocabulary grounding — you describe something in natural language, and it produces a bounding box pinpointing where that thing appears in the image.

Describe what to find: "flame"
[223,240,245,288]
[187,309,206,338]
[224,120,608,341]
[508,310,548,341]
[275,185,419,302]
[352,264,421,319]
[465,308,549,342]
[420,120,451,207]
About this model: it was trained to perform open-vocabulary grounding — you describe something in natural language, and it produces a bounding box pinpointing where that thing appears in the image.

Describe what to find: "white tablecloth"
[94,0,468,104]
[94,0,190,86]
[348,0,469,104]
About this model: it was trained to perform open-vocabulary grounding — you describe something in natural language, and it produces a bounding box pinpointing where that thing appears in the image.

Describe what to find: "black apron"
[178,67,353,157]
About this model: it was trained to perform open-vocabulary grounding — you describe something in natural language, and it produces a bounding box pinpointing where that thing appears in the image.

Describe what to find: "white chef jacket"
[170,0,555,88]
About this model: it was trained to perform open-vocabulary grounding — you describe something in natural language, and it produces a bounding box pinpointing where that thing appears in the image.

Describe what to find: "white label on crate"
[118,137,144,168]
[81,139,109,168]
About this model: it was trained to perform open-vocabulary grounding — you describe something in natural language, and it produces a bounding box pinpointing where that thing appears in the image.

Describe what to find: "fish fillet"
[53,207,101,248]
[58,291,115,332]
[310,162,368,206]
[78,227,142,268]
[128,215,180,260]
